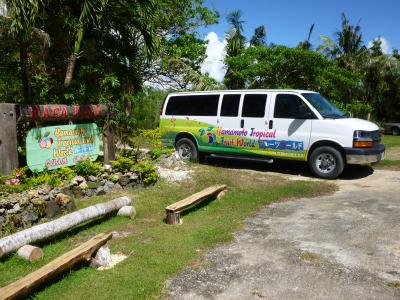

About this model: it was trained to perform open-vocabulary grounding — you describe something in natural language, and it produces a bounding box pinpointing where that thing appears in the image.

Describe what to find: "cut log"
[0,233,112,300]
[0,196,130,258]
[165,185,227,225]
[117,206,136,219]
[17,245,43,262]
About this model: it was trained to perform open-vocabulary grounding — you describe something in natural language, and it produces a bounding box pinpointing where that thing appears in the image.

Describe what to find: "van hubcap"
[178,144,192,159]
[316,153,336,174]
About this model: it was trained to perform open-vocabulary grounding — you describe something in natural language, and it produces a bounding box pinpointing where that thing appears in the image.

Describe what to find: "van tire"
[176,138,198,162]
[309,146,344,179]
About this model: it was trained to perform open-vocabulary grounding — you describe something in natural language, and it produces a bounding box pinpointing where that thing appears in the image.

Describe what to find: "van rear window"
[165,95,219,116]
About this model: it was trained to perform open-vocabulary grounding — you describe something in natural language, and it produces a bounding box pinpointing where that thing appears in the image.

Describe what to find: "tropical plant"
[250,25,266,47]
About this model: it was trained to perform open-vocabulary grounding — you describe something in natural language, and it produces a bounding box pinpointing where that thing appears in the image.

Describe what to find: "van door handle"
[240,119,244,128]
[269,120,273,129]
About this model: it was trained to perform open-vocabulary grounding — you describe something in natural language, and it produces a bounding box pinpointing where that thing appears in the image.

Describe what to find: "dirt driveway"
[166,168,400,300]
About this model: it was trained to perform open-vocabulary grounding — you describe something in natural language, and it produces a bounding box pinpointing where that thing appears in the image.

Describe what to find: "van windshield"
[302,93,345,119]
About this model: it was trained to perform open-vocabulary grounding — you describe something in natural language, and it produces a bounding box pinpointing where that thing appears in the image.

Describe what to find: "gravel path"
[165,169,400,300]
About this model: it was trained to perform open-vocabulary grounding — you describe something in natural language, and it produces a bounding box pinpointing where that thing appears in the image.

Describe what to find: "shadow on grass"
[202,156,374,180]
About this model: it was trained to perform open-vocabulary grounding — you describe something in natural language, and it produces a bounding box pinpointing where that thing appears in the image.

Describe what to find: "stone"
[46,201,61,218]
[55,193,72,206]
[71,175,85,185]
[21,210,39,223]
[96,186,106,196]
[72,186,84,198]
[90,245,112,268]
[42,194,51,201]
[118,175,130,186]
[87,175,97,182]
[19,196,31,207]
[38,184,52,195]
[27,189,40,200]
[104,181,115,190]
[103,164,112,173]
[79,181,88,190]
[129,173,139,181]
[114,183,122,189]
[65,201,76,212]
[0,208,5,215]
[8,203,21,214]
[61,187,74,198]
[85,189,95,197]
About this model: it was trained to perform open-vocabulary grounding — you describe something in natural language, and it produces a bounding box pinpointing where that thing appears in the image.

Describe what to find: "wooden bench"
[165,185,227,225]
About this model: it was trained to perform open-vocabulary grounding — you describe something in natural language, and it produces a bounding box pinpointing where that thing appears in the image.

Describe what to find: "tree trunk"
[64,26,84,89]
[19,42,32,103]
[17,245,43,262]
[0,196,131,258]
[64,52,78,89]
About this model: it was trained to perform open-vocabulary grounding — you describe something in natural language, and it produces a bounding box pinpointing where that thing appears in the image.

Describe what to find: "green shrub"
[56,167,76,181]
[133,160,159,184]
[111,156,135,173]
[26,172,62,188]
[138,128,162,148]
[149,147,174,160]
[74,159,102,176]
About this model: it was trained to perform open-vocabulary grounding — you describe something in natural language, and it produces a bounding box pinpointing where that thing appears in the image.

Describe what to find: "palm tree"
[298,23,314,50]
[6,0,41,102]
[317,14,366,69]
[250,25,266,47]
[225,10,245,57]
[224,10,246,89]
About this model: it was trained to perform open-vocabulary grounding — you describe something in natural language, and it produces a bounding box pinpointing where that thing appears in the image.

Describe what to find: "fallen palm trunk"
[0,196,130,258]
[0,233,112,300]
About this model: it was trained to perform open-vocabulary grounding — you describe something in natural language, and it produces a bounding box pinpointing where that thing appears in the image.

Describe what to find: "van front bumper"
[344,144,385,164]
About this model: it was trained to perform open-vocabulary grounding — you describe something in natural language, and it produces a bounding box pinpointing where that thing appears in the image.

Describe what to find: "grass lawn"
[0,164,335,299]
[379,135,400,170]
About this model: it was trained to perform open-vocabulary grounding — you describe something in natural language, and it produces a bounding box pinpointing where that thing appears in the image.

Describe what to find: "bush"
[111,156,136,173]
[133,160,159,184]
[56,166,76,181]
[74,159,102,176]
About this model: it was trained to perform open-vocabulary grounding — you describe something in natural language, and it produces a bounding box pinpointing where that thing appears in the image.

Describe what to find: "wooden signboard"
[26,123,101,171]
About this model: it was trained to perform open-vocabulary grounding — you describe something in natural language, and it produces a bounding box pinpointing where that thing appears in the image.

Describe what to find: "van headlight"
[353,130,374,148]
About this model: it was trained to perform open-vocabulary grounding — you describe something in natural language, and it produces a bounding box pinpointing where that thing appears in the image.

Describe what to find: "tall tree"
[298,23,314,50]
[318,13,366,70]
[224,10,246,89]
[6,0,42,102]
[250,25,266,47]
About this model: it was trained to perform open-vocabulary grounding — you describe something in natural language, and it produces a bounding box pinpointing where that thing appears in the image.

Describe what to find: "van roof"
[167,89,317,96]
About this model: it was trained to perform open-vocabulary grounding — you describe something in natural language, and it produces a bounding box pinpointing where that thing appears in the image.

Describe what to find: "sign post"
[0,104,19,175]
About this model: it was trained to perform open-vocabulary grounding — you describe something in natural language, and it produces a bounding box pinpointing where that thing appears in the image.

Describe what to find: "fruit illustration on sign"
[37,131,54,149]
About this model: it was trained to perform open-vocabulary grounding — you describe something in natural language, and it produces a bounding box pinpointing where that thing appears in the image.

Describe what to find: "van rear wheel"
[309,146,344,179]
[176,138,198,162]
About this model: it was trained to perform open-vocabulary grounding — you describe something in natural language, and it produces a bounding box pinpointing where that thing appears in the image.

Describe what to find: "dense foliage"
[224,12,400,121]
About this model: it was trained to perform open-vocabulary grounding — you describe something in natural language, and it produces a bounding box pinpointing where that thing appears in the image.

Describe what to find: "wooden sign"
[18,104,110,121]
[26,123,101,171]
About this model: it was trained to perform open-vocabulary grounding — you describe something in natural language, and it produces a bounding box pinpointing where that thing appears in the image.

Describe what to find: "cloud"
[367,36,391,54]
[200,32,227,82]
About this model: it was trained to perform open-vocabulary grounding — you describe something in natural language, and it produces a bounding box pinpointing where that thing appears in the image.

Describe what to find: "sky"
[199,0,400,82]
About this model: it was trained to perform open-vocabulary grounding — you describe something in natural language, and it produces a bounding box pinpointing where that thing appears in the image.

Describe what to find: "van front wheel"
[309,146,344,179]
[176,138,198,162]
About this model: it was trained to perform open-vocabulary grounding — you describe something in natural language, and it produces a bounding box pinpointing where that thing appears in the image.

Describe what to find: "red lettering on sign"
[52,105,60,117]
[61,106,68,118]
[43,106,50,118]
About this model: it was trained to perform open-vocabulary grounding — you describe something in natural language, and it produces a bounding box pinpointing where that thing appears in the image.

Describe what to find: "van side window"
[165,95,219,116]
[242,94,267,118]
[274,94,315,119]
[221,94,241,117]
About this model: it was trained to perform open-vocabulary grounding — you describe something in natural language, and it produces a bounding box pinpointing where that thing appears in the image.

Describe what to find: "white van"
[159,90,385,179]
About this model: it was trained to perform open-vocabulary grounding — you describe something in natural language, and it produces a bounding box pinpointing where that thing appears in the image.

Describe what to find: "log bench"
[165,185,227,225]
